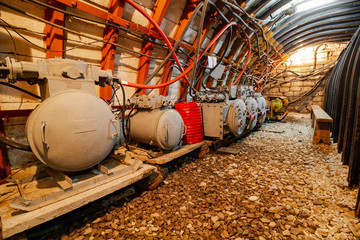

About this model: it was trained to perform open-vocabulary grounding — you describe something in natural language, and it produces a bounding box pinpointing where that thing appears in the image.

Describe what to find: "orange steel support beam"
[100,0,125,101]
[136,0,170,95]
[44,0,65,58]
[55,0,167,43]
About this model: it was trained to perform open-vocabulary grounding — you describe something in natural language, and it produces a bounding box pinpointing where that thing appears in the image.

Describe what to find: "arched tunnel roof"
[245,0,360,54]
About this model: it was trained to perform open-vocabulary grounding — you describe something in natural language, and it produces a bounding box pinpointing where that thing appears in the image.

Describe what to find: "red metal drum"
[175,102,204,144]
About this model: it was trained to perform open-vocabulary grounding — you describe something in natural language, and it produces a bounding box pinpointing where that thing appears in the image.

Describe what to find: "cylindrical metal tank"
[256,96,267,127]
[226,99,247,137]
[129,109,184,150]
[245,97,258,130]
[26,90,119,171]
[175,102,204,144]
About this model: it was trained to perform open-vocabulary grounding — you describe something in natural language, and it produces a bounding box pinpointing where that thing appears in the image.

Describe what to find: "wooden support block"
[147,142,205,165]
[1,164,156,239]
[46,168,72,190]
[311,105,333,145]
[98,164,111,175]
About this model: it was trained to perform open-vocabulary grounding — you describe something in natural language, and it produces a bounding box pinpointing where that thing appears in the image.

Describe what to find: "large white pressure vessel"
[26,90,119,171]
[226,99,247,137]
[256,96,267,126]
[129,109,184,150]
[245,97,258,130]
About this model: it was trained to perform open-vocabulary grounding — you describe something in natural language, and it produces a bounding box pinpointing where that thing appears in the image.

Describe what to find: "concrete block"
[123,2,152,26]
[279,87,290,93]
[164,0,187,23]
[290,87,302,92]
[267,88,280,94]
[160,18,177,37]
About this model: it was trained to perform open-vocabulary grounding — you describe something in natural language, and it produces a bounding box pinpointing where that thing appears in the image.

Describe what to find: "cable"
[0,135,31,151]
[124,0,189,84]
[200,26,233,90]
[232,26,251,85]
[24,0,169,50]
[0,159,37,185]
[120,22,238,89]
[0,23,16,59]
[189,0,208,97]
[0,3,164,59]
[0,82,41,99]
[130,2,205,97]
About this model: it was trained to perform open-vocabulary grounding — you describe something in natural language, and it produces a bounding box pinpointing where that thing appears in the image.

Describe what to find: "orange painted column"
[44,0,65,58]
[100,0,125,101]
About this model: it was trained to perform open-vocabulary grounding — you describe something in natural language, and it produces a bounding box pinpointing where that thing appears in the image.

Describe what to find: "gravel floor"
[62,113,359,240]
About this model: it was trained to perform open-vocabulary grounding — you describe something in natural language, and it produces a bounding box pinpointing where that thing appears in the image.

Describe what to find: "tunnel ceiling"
[246,0,360,54]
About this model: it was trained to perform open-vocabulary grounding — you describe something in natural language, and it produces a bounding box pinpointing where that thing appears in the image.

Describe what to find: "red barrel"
[175,101,204,144]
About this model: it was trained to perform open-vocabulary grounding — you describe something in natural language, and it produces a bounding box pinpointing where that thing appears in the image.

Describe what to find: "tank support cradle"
[0,159,156,239]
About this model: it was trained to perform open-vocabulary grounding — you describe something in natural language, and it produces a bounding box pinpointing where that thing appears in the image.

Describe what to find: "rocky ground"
[59,113,359,240]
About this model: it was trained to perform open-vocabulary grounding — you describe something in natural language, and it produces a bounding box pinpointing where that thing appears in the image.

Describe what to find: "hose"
[232,26,251,85]
[189,0,209,97]
[120,22,238,89]
[130,2,204,98]
[124,0,189,84]
[0,2,164,59]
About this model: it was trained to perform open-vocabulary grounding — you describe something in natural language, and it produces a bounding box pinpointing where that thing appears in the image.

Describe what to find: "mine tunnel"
[0,0,360,239]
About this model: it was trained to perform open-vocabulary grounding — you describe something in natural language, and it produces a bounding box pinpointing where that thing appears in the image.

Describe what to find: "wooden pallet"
[0,159,156,239]
[147,142,207,165]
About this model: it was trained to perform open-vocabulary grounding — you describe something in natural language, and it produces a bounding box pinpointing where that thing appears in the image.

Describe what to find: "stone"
[290,228,302,235]
[316,228,329,236]
[83,228,92,235]
[249,196,258,201]
[199,182,207,187]
[283,230,291,236]
[269,222,276,228]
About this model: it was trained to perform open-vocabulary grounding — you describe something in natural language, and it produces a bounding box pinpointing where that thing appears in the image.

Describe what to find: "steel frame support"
[44,0,65,58]
[100,0,125,101]
[136,0,170,95]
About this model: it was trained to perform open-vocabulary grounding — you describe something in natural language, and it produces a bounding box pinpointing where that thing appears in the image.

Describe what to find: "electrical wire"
[189,0,208,97]
[119,22,238,89]
[130,2,205,97]
[0,160,37,185]
[232,26,251,85]
[123,0,189,84]
[0,82,41,99]
[24,0,169,50]
[0,3,164,59]
[0,135,31,151]
[0,23,16,59]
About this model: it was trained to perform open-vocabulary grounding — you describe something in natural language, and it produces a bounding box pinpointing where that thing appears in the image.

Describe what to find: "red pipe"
[121,22,238,89]
[232,26,251,85]
[124,0,189,84]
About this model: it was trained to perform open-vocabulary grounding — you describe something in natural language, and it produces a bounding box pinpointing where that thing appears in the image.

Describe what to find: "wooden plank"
[311,105,333,122]
[216,147,240,155]
[1,164,156,239]
[9,160,142,212]
[147,142,205,165]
